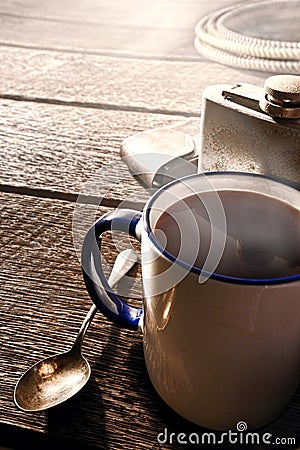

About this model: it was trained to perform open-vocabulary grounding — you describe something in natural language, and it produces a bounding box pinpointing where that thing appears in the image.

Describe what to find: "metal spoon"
[14,249,138,412]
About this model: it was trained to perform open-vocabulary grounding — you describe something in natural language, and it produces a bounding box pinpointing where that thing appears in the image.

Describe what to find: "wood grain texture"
[0,98,190,202]
[0,0,229,26]
[0,0,233,59]
[0,193,300,449]
[0,47,265,115]
[0,192,157,449]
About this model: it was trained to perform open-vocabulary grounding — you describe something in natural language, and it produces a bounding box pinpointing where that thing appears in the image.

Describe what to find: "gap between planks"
[0,93,199,118]
[0,41,204,63]
[0,184,145,210]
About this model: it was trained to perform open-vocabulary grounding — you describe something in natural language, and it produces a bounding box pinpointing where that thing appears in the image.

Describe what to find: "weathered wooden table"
[0,0,299,448]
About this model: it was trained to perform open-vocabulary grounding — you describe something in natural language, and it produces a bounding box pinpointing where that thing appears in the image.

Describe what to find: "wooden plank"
[1,192,300,449]
[0,98,192,202]
[0,46,265,114]
[0,192,162,449]
[0,0,233,59]
[0,0,230,27]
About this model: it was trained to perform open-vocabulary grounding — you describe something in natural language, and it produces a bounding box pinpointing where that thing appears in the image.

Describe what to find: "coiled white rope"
[194,0,300,73]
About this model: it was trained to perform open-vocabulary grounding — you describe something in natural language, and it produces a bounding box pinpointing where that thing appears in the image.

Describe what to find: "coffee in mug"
[154,190,300,280]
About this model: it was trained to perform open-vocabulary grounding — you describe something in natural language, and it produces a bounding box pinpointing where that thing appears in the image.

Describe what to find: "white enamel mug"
[81,172,300,430]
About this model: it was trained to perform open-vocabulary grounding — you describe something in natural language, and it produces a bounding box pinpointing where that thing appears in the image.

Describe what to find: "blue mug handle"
[81,209,143,330]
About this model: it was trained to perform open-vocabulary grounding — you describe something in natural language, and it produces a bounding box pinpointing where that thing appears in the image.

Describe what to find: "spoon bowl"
[15,350,90,411]
[14,249,138,411]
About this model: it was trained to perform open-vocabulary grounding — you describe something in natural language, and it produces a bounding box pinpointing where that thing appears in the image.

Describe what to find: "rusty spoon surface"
[14,249,138,412]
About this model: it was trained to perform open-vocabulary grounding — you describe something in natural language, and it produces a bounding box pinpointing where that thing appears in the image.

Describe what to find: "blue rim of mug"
[144,171,300,285]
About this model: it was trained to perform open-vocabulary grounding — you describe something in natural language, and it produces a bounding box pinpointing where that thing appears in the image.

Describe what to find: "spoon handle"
[72,249,138,352]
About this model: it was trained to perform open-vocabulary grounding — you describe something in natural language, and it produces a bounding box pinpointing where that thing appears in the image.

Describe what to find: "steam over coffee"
[154,190,300,280]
